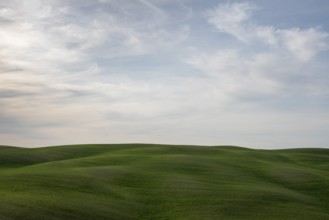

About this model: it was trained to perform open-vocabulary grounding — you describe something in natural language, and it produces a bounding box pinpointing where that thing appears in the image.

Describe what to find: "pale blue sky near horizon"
[0,0,329,148]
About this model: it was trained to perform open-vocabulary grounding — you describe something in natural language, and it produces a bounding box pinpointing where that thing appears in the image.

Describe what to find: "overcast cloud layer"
[1,0,329,148]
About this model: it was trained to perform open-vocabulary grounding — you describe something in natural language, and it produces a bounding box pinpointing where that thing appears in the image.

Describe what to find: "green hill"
[0,144,329,220]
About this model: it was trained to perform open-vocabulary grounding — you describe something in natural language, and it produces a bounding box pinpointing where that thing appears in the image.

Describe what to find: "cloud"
[205,2,329,62]
[188,50,282,100]
[0,2,101,75]
[0,0,191,145]
[189,1,329,106]
[280,28,329,62]
[205,2,258,42]
[0,0,329,148]
[0,0,190,78]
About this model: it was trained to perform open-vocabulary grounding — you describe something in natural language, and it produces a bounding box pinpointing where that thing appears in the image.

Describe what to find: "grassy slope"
[0,144,329,220]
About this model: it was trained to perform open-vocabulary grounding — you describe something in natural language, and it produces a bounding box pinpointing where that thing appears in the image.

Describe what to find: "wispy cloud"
[1,0,329,148]
[206,2,259,42]
[280,28,329,62]
[205,2,329,61]
[192,1,329,102]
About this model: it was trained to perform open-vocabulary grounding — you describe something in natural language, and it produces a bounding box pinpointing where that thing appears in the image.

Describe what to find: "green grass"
[0,144,329,219]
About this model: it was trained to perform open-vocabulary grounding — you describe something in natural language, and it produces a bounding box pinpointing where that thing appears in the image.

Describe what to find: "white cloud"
[0,0,190,78]
[205,2,280,45]
[205,2,258,42]
[0,3,101,74]
[188,50,282,100]
[0,0,193,146]
[280,28,329,62]
[0,7,15,21]
[191,2,329,103]
[1,0,329,148]
[205,2,329,62]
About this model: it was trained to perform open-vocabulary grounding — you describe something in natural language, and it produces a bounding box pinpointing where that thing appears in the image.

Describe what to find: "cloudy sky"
[1,0,329,148]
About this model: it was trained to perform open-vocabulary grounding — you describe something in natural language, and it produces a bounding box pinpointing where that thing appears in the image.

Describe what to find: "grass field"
[0,144,329,219]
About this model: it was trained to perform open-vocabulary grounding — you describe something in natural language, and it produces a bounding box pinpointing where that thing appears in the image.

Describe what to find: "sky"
[0,0,329,148]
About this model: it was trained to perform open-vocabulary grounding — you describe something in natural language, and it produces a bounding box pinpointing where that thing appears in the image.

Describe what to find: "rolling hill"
[0,144,329,219]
